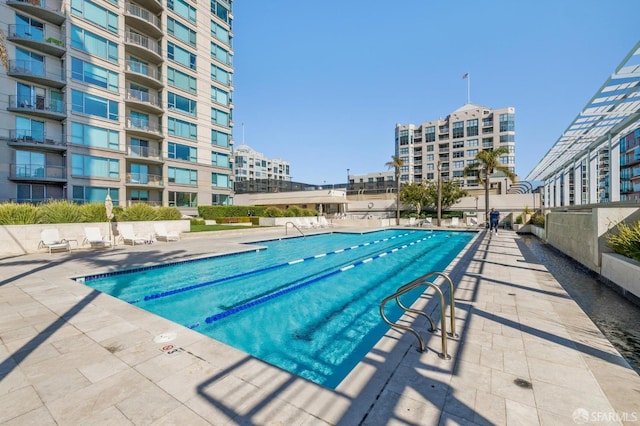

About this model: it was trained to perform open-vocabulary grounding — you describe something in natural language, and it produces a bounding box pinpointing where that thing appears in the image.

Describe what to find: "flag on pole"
[462,73,469,79]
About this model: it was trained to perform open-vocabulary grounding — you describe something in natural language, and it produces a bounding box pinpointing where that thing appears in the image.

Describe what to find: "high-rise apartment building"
[233,144,290,182]
[0,0,234,210]
[395,103,516,191]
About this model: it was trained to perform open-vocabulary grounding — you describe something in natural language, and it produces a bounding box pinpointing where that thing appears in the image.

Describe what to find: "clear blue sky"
[231,1,639,185]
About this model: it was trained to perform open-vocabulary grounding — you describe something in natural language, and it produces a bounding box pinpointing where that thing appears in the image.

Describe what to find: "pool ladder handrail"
[379,271,457,359]
[285,221,305,237]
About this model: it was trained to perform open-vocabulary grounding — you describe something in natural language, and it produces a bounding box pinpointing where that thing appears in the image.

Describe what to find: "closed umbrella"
[105,194,113,244]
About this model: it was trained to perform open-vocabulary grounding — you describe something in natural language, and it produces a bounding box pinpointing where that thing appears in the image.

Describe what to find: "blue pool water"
[81,229,474,388]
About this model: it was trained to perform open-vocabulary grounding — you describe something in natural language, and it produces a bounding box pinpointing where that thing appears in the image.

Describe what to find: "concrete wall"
[545,204,640,273]
[0,220,190,257]
[601,253,640,301]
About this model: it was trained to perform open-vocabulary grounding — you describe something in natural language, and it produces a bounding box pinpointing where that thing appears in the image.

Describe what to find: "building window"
[167,0,196,23]
[167,17,196,47]
[168,142,196,162]
[71,0,118,33]
[168,117,197,140]
[168,166,197,185]
[169,191,197,207]
[453,161,464,169]
[72,186,119,204]
[168,67,197,94]
[211,42,232,66]
[452,140,464,149]
[452,121,464,138]
[71,57,118,91]
[15,116,44,142]
[212,129,230,147]
[426,144,434,152]
[499,113,515,132]
[212,193,231,205]
[467,149,478,157]
[168,92,197,116]
[71,154,119,178]
[467,139,478,147]
[212,172,229,188]
[425,126,436,142]
[482,137,494,148]
[168,42,196,70]
[71,89,118,121]
[212,151,229,168]
[210,1,231,24]
[210,21,230,45]
[211,64,231,85]
[466,119,478,136]
[500,134,515,143]
[453,151,464,158]
[71,122,119,150]
[211,107,230,127]
[71,24,118,63]
[211,86,230,106]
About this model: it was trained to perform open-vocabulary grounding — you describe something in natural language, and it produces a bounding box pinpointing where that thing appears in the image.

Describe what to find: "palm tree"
[464,147,515,227]
[385,155,404,225]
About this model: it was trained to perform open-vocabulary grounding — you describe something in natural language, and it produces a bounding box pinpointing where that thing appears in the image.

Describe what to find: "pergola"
[527,41,640,183]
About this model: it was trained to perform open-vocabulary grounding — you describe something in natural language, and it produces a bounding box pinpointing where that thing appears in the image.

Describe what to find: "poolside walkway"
[1,227,639,425]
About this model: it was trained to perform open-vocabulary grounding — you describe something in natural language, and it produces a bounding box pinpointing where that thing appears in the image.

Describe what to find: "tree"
[385,155,404,225]
[464,147,515,226]
[420,181,468,211]
[400,182,427,216]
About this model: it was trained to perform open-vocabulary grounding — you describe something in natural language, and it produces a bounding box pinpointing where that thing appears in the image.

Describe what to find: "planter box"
[601,252,640,301]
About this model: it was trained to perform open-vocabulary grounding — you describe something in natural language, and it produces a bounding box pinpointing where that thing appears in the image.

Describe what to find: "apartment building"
[233,144,290,192]
[0,0,234,211]
[395,103,516,192]
[347,171,395,194]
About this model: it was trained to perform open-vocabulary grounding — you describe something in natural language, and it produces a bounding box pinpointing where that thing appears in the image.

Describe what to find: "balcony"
[125,116,163,138]
[125,59,163,89]
[126,145,163,162]
[6,130,65,152]
[125,2,163,38]
[7,25,65,57]
[125,173,164,187]
[9,163,66,182]
[8,95,66,120]
[124,30,162,62]
[133,0,163,14]
[125,88,163,113]
[7,60,65,88]
[6,0,65,25]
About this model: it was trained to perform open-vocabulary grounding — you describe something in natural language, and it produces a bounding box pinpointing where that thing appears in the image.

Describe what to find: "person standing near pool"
[489,207,500,234]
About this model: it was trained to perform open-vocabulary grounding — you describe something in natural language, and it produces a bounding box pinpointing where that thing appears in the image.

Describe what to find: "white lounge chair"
[317,216,334,227]
[422,217,433,227]
[118,224,147,245]
[154,223,179,241]
[450,217,459,227]
[83,227,112,247]
[38,229,71,254]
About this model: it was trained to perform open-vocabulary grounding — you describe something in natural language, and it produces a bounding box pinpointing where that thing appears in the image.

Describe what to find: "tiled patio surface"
[1,226,639,425]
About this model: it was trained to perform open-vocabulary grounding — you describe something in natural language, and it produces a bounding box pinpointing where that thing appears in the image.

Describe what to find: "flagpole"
[467,73,471,104]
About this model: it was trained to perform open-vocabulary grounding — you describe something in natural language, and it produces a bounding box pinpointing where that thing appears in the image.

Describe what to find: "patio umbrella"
[105,194,114,244]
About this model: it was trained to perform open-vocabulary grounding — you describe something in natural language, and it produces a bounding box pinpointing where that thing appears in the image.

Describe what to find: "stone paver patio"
[1,226,639,425]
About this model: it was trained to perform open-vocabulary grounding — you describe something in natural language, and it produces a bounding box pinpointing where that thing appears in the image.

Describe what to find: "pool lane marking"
[131,231,421,303]
[195,233,437,326]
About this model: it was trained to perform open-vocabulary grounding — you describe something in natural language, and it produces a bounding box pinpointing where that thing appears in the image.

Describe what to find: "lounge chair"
[450,217,459,227]
[154,223,179,241]
[422,217,433,227]
[317,216,334,227]
[83,227,112,247]
[38,228,71,254]
[118,224,148,245]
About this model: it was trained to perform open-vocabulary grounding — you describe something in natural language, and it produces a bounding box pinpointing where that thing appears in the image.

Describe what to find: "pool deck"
[1,226,639,425]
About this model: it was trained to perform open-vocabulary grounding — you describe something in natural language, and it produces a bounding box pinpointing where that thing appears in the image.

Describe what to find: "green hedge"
[198,205,269,219]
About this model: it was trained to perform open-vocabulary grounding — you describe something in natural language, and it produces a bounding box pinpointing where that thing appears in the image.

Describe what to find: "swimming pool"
[81,229,474,388]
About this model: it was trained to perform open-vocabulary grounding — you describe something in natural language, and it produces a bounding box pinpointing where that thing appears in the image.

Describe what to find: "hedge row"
[197,205,317,219]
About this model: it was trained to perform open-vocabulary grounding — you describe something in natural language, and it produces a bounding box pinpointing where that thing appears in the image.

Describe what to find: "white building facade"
[395,103,516,192]
[0,0,234,211]
[233,144,290,182]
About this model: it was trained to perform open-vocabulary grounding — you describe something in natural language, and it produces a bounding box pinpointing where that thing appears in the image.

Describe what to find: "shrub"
[190,218,205,226]
[302,208,317,217]
[264,207,284,217]
[0,202,39,224]
[156,206,182,220]
[285,206,303,217]
[606,220,640,262]
[514,214,523,224]
[530,212,545,227]
[38,200,83,224]
[80,202,109,223]
[119,203,158,221]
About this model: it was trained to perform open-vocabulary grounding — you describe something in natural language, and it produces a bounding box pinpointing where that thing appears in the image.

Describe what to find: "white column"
[555,174,562,207]
[573,162,582,205]
[589,149,598,204]
[610,134,620,202]
[563,168,572,206]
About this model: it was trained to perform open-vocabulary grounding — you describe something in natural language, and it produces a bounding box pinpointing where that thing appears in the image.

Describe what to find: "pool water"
[82,229,474,388]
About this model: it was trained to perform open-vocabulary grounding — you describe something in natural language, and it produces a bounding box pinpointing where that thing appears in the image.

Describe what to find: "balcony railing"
[125,2,161,31]
[8,24,65,50]
[125,88,161,108]
[126,173,163,186]
[9,95,65,114]
[6,0,64,25]
[125,59,162,83]
[8,129,61,145]
[125,31,161,56]
[8,59,64,82]
[126,116,162,135]
[127,145,162,160]
[10,163,65,179]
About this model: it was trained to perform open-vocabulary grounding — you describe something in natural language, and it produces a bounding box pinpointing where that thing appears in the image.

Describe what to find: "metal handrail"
[284,221,304,237]
[380,271,456,359]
